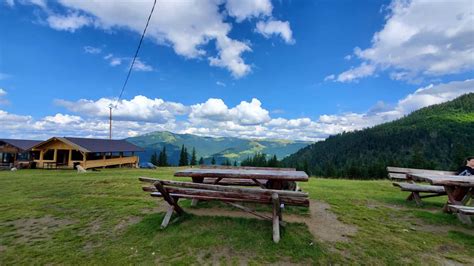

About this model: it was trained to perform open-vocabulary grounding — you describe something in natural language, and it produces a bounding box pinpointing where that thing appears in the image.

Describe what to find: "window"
[43,149,54,160]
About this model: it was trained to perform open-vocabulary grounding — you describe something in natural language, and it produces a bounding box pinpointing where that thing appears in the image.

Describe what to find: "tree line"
[150,146,281,168]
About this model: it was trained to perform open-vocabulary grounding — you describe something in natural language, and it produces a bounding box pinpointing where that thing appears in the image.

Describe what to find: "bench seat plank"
[392,182,445,193]
[449,205,474,215]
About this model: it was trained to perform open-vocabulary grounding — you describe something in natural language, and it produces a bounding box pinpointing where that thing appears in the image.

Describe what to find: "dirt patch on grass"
[187,200,357,243]
[114,216,142,231]
[5,215,74,244]
[410,222,474,237]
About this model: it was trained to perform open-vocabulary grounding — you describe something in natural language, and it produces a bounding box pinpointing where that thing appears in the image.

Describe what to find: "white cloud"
[216,81,226,87]
[336,0,474,82]
[336,62,376,83]
[4,0,14,7]
[209,36,252,78]
[84,46,101,54]
[256,20,295,44]
[3,80,471,141]
[0,88,6,97]
[132,58,153,72]
[104,54,122,66]
[189,98,270,125]
[46,12,93,32]
[324,74,335,81]
[55,95,187,123]
[344,55,352,60]
[225,0,272,22]
[13,0,292,78]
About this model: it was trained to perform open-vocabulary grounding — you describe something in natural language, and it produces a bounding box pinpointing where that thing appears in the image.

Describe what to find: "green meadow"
[0,168,472,265]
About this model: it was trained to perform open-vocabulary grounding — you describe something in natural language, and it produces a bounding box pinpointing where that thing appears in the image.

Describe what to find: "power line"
[109,0,157,139]
[115,0,157,105]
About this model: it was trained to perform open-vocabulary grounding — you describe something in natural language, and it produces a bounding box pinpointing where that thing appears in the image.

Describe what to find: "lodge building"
[31,137,143,169]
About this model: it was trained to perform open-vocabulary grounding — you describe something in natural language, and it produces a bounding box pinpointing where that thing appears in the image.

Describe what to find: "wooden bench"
[448,205,474,225]
[387,166,456,181]
[139,177,309,243]
[388,166,455,206]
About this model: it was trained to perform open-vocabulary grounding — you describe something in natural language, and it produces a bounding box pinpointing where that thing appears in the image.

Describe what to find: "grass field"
[0,168,473,265]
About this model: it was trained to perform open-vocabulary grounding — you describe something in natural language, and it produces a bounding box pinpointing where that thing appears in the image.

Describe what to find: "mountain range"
[127,131,311,165]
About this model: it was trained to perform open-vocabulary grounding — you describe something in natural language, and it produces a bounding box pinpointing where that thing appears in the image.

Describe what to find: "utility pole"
[108,104,113,139]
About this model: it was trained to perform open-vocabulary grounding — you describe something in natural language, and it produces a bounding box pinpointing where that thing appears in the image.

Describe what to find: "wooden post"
[68,149,72,168]
[39,150,44,168]
[161,205,175,229]
[272,193,280,243]
[154,181,184,215]
[53,149,57,167]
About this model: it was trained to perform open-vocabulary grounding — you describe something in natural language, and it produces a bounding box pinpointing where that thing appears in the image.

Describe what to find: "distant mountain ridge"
[282,93,474,179]
[127,131,311,165]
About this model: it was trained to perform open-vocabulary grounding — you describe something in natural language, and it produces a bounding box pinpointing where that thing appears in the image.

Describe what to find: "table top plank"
[408,174,474,187]
[174,168,309,181]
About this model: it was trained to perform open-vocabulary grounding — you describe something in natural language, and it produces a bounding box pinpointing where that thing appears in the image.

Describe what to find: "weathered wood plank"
[408,174,474,187]
[161,205,175,229]
[198,165,296,171]
[140,177,308,198]
[272,193,280,243]
[153,181,185,215]
[389,173,407,180]
[392,182,446,193]
[174,168,308,181]
[387,166,456,176]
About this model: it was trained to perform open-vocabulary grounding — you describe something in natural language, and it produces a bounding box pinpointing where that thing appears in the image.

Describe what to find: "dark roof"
[64,137,143,153]
[0,139,43,151]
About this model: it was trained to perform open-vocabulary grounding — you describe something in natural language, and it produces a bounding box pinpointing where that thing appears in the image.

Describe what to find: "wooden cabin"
[31,137,143,169]
[0,139,42,169]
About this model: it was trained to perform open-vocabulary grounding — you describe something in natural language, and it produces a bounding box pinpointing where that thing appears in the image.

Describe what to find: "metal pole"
[109,106,112,139]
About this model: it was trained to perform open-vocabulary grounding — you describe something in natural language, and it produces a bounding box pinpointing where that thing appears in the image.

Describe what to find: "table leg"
[191,177,204,206]
[444,186,472,224]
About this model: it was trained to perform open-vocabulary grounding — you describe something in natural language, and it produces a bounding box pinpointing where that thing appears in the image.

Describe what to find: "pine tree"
[158,146,168,167]
[184,147,189,166]
[211,157,216,165]
[233,161,237,167]
[190,147,197,165]
[179,145,187,166]
[198,157,204,165]
[150,152,158,166]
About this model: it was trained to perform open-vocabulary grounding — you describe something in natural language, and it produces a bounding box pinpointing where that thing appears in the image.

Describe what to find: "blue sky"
[0,0,473,140]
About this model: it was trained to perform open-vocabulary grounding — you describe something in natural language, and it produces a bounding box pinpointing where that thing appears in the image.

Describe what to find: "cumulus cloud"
[0,88,6,97]
[55,95,187,123]
[335,0,474,82]
[256,20,295,44]
[336,62,376,83]
[46,12,93,32]
[12,0,293,78]
[225,0,272,22]
[189,98,270,125]
[2,80,471,141]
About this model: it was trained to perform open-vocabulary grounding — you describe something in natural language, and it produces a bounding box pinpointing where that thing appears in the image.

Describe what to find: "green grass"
[0,168,472,264]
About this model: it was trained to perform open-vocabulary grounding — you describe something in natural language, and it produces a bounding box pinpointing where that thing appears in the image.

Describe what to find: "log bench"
[388,166,454,206]
[139,177,309,243]
[448,205,474,225]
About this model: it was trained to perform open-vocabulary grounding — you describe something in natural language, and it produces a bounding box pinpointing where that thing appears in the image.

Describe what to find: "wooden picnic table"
[408,173,474,209]
[174,168,308,190]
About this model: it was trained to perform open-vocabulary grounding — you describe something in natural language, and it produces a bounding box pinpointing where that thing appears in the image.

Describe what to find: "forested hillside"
[282,93,474,179]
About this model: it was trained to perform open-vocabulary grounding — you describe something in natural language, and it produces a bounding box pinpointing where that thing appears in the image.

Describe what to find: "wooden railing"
[83,156,138,169]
